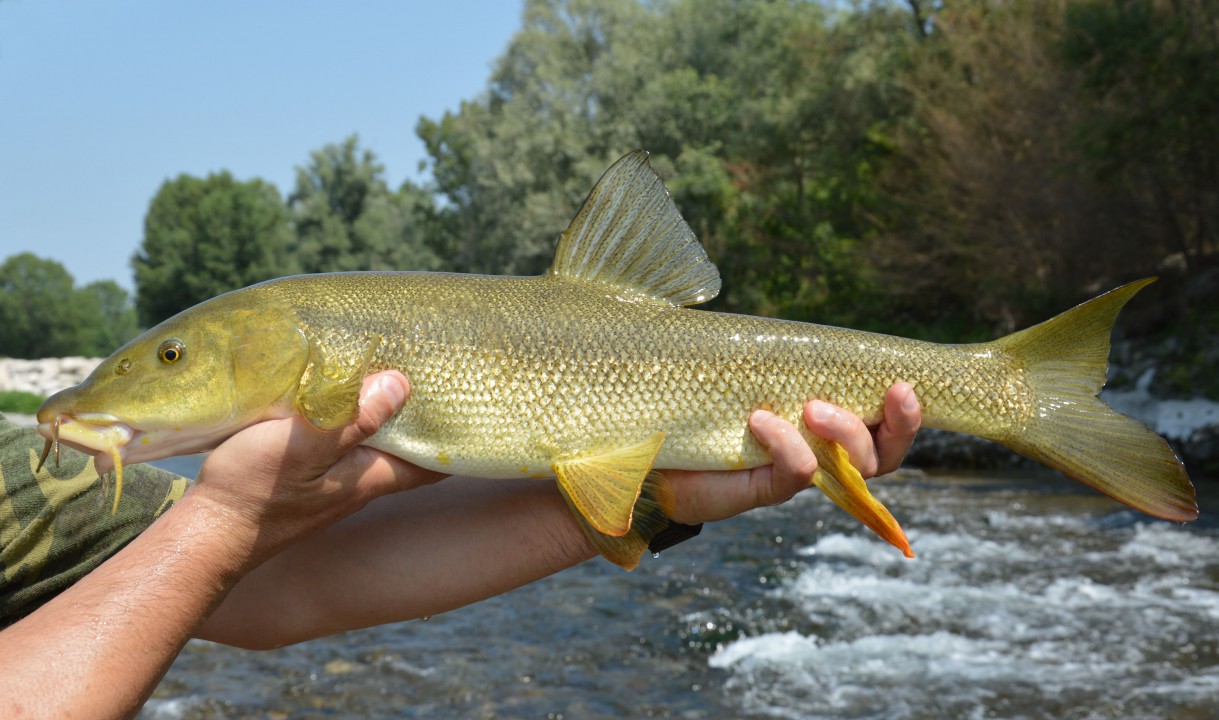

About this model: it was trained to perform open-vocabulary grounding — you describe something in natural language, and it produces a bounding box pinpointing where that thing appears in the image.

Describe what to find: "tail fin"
[991,278,1197,522]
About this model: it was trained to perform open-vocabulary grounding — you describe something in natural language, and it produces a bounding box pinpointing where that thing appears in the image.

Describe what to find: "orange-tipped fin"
[810,438,914,558]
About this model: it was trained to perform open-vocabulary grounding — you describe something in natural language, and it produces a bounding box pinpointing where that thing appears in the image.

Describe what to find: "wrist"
[164,489,269,587]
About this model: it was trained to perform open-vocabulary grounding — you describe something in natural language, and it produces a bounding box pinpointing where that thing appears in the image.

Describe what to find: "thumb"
[327,371,447,497]
[351,371,409,440]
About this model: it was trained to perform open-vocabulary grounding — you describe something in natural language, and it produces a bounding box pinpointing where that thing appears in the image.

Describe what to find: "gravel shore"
[0,357,102,427]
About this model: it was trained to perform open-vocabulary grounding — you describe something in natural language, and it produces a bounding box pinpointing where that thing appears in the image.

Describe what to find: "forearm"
[199,476,596,649]
[198,384,924,650]
[0,493,257,720]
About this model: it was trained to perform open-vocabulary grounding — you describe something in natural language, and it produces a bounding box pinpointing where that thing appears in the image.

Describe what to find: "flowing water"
[139,460,1219,720]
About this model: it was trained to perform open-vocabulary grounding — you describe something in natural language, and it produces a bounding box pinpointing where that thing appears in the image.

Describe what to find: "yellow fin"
[548,150,721,307]
[989,278,1197,522]
[810,438,914,558]
[296,337,378,430]
[552,432,666,537]
[559,470,674,570]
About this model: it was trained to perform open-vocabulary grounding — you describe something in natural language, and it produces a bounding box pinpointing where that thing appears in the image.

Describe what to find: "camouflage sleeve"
[0,415,188,626]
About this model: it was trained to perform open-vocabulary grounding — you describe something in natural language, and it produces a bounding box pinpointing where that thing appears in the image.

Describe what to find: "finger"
[347,371,410,446]
[315,372,447,498]
[662,468,752,525]
[804,400,878,478]
[663,410,823,525]
[874,382,921,476]
[280,371,410,479]
[321,445,447,499]
[748,409,818,504]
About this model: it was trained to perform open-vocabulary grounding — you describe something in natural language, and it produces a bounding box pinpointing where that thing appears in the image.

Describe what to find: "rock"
[906,430,1037,472]
[0,357,103,398]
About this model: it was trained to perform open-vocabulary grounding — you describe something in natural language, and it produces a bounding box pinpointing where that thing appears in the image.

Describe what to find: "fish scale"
[274,269,1045,480]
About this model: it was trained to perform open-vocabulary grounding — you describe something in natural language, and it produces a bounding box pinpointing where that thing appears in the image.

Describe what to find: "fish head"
[37,291,310,471]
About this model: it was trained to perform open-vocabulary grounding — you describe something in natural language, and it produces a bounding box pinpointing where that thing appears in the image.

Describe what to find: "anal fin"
[810,438,914,558]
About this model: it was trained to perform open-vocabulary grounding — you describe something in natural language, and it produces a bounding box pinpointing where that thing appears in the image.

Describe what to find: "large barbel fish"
[38,150,1196,568]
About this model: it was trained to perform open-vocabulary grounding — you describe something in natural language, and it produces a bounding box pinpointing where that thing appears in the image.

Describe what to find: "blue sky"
[0,0,523,291]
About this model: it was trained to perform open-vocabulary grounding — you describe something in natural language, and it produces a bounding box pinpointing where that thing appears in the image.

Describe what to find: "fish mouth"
[37,413,135,468]
[37,413,135,514]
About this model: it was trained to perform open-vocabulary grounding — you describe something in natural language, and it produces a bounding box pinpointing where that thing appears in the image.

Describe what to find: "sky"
[0,0,523,291]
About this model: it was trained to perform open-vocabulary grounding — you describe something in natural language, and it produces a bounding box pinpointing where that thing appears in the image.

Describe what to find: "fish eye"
[158,339,186,365]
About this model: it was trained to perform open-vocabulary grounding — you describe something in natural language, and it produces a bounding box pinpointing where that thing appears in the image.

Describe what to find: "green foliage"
[1059,0,1219,267]
[0,253,139,358]
[0,390,45,415]
[289,136,441,273]
[406,0,1214,350]
[133,172,293,326]
[415,0,912,327]
[77,280,141,356]
[0,253,87,358]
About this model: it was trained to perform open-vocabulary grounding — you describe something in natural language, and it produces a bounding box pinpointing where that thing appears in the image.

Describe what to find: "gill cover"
[226,304,311,420]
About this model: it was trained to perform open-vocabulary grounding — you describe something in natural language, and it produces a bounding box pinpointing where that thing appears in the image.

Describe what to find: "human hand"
[184,371,445,567]
[663,382,921,525]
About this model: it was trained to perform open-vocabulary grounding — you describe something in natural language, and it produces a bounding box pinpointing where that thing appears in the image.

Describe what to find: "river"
[138,461,1219,720]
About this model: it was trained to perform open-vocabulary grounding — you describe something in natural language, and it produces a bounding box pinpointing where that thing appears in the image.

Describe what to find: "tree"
[1060,0,1219,269]
[133,172,293,326]
[416,0,909,327]
[288,136,441,273]
[867,0,1149,336]
[412,0,1210,341]
[77,280,140,356]
[418,0,681,276]
[0,254,96,358]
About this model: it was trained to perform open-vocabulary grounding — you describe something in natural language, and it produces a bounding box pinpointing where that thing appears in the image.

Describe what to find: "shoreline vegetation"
[3,0,1216,359]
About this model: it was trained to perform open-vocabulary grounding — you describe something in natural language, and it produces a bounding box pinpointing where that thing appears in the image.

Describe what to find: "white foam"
[1104,386,1219,440]
[136,697,193,719]
[712,518,1219,719]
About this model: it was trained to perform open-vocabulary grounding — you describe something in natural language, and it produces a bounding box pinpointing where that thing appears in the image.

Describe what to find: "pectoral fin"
[810,438,914,558]
[296,337,379,430]
[552,432,666,537]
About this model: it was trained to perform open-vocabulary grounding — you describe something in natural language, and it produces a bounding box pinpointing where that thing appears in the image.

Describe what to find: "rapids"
[140,460,1218,719]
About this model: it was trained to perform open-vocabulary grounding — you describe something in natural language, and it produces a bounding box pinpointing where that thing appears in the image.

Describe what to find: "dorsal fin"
[548,150,721,307]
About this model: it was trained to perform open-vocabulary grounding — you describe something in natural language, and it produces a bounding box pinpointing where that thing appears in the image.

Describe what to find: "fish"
[37,150,1196,569]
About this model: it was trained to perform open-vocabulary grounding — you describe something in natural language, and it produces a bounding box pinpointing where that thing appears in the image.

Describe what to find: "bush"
[0,390,46,415]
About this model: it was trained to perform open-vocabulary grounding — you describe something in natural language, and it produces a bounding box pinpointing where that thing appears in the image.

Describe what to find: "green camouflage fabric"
[0,415,187,625]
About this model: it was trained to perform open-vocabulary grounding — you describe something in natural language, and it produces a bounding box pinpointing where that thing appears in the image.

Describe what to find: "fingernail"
[901,389,920,414]
[376,374,407,409]
[811,401,836,424]
[751,408,778,428]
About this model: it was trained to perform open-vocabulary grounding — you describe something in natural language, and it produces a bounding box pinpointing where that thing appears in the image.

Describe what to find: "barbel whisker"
[35,416,62,472]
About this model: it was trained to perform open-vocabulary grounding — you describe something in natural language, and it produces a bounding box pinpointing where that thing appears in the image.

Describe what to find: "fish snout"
[36,385,76,425]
